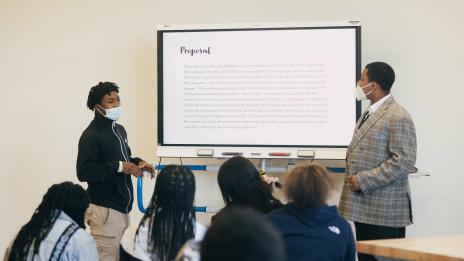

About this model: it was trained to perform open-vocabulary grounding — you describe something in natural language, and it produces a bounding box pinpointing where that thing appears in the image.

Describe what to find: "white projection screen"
[157,21,361,159]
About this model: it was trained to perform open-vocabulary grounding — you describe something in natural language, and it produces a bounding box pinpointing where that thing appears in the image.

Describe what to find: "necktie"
[358,112,370,129]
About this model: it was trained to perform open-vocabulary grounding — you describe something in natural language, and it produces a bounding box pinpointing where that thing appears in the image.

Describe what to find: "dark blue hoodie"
[265,204,356,261]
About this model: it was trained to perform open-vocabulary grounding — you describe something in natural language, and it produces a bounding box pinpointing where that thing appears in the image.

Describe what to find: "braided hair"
[8,182,90,261]
[136,165,196,261]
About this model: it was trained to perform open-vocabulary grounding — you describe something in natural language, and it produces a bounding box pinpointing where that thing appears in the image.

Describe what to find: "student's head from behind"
[218,156,260,204]
[87,82,121,120]
[217,156,280,213]
[201,207,285,261]
[9,182,89,260]
[138,164,196,261]
[150,164,196,209]
[285,164,332,209]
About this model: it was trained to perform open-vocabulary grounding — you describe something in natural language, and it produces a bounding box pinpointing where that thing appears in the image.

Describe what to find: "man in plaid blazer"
[339,62,417,261]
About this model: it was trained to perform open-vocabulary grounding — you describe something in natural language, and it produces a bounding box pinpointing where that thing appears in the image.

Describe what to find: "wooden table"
[356,235,464,261]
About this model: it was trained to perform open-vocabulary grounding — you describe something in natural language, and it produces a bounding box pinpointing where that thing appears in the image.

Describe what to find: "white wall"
[1,0,464,254]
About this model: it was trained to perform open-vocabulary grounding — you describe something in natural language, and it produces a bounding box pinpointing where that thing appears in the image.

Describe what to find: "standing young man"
[339,62,417,261]
[77,82,154,260]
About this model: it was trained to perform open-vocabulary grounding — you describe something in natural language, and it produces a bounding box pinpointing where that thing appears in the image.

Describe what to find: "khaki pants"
[85,204,130,261]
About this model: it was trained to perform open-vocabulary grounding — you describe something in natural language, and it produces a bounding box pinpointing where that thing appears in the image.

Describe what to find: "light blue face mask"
[101,106,122,121]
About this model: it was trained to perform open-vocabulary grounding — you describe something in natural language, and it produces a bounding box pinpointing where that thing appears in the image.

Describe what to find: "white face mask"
[354,82,374,101]
[98,106,122,121]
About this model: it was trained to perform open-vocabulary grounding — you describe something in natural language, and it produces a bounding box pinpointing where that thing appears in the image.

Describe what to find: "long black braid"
[8,182,90,261]
[136,165,196,261]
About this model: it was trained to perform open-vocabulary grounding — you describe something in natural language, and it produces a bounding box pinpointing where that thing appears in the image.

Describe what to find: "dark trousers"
[355,222,405,261]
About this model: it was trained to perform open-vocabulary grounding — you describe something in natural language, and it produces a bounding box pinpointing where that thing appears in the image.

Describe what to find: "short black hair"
[86,82,119,110]
[365,62,395,93]
[200,207,285,261]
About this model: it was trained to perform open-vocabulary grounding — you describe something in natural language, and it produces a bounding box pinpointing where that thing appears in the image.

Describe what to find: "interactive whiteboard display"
[157,21,361,159]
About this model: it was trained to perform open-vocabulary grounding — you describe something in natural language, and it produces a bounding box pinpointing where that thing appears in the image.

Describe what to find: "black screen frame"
[157,25,361,148]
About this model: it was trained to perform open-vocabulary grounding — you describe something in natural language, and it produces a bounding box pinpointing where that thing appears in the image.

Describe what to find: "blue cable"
[137,176,146,213]
[327,167,346,173]
[155,164,206,171]
[138,165,346,213]
[154,164,345,173]
[193,206,207,212]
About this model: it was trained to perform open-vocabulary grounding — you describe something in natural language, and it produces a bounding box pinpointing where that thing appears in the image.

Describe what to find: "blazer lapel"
[348,97,395,153]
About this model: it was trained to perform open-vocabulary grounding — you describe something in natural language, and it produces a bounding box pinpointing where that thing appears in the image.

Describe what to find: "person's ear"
[95,104,106,115]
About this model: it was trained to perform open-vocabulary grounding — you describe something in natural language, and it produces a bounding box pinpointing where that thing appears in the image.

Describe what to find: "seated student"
[201,207,285,261]
[265,164,356,261]
[3,182,97,261]
[120,165,206,261]
[216,156,282,218]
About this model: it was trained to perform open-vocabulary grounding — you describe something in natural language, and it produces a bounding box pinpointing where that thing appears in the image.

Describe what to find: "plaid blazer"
[339,97,417,227]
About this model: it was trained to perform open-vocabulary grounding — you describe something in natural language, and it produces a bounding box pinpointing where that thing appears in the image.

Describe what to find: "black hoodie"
[77,113,142,213]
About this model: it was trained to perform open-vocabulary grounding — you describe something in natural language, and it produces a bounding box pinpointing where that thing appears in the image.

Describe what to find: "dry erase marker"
[269,152,291,157]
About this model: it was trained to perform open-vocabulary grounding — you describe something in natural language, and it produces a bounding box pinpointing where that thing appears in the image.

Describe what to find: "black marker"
[221,152,243,156]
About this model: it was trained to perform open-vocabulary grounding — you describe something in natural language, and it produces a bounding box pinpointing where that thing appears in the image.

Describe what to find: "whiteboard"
[157,21,361,159]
